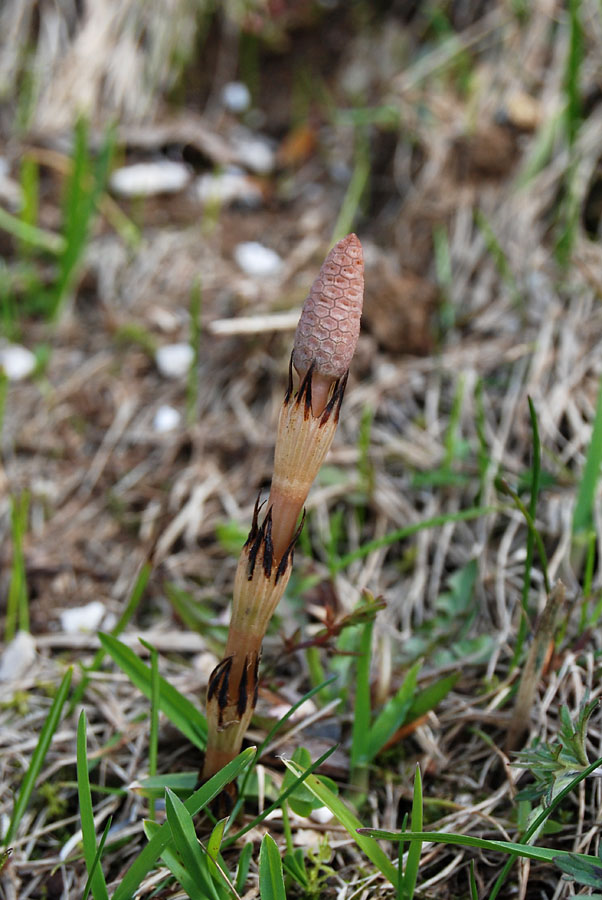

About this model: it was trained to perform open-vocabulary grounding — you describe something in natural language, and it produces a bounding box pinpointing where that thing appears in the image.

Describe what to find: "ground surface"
[1,1,602,898]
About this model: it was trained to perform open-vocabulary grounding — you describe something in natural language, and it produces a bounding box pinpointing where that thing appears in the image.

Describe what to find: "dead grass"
[2,1,602,897]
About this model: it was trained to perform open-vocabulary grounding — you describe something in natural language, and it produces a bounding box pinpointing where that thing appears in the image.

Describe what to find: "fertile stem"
[201,234,364,806]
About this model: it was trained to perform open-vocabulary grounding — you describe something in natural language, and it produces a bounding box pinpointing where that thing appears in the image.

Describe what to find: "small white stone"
[153,404,181,433]
[196,170,262,207]
[155,343,194,379]
[0,631,37,682]
[222,81,251,113]
[231,128,275,174]
[0,344,36,381]
[310,805,334,825]
[234,242,283,277]
[60,601,106,634]
[110,160,191,198]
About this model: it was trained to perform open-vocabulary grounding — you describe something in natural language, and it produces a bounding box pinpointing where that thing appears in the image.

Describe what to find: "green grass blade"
[333,506,497,573]
[165,788,220,898]
[139,639,160,821]
[98,632,207,749]
[144,819,214,900]
[133,772,198,800]
[573,376,602,536]
[400,765,422,900]
[282,758,397,886]
[468,860,478,900]
[112,747,255,900]
[81,817,112,900]
[350,620,373,770]
[4,667,72,846]
[68,562,150,712]
[77,711,109,900]
[331,129,371,242]
[206,817,228,881]
[367,661,421,762]
[0,205,65,254]
[259,834,286,900]
[235,842,253,894]
[359,829,597,865]
[404,672,459,723]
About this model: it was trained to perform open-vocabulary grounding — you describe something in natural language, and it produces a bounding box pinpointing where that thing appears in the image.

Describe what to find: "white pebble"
[155,343,194,379]
[0,344,36,381]
[196,170,262,207]
[0,631,37,682]
[153,404,181,433]
[232,128,275,174]
[310,805,334,825]
[222,81,251,113]
[110,160,191,198]
[60,601,106,634]
[234,241,283,277]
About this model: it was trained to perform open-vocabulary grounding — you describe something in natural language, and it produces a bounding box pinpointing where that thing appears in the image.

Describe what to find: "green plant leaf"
[235,842,254,894]
[144,819,215,900]
[4,668,72,846]
[359,829,598,865]
[112,747,255,900]
[259,834,286,900]
[133,772,198,800]
[281,747,338,818]
[350,619,373,769]
[555,851,602,889]
[206,817,228,881]
[81,818,112,900]
[77,711,109,900]
[404,672,459,723]
[400,765,422,900]
[573,376,602,536]
[283,848,309,888]
[98,632,206,749]
[282,758,397,886]
[165,789,217,894]
[367,661,421,762]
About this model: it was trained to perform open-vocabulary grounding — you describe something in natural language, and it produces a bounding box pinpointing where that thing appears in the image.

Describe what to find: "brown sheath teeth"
[207,656,232,703]
[276,510,305,583]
